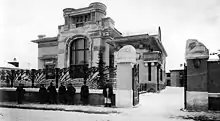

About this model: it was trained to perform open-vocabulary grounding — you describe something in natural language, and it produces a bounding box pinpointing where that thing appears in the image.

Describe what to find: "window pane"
[85,50,89,64]
[76,39,84,49]
[71,42,75,50]
[71,50,75,65]
[85,39,88,49]
[76,50,84,64]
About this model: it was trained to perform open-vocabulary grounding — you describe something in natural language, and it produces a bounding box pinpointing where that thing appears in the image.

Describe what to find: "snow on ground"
[0,87,219,121]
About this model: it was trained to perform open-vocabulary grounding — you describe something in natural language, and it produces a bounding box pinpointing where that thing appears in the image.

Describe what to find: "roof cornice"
[31,37,58,43]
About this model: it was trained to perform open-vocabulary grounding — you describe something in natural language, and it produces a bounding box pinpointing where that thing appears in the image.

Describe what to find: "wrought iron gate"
[132,64,139,106]
[183,63,187,109]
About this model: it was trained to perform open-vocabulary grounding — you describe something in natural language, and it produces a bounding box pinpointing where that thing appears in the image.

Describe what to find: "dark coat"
[80,85,89,98]
[39,87,47,95]
[47,85,57,95]
[66,86,76,96]
[39,87,47,94]
[58,85,66,95]
[103,84,113,98]
[39,87,48,102]
[16,87,25,99]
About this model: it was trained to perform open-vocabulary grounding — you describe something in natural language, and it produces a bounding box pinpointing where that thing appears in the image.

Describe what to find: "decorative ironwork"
[0,66,117,89]
[132,64,139,106]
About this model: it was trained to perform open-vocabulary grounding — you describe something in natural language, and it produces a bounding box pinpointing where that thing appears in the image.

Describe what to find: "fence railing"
[0,66,117,89]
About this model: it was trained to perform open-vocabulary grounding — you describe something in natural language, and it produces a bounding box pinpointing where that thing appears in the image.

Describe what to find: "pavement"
[0,87,220,121]
[0,102,120,114]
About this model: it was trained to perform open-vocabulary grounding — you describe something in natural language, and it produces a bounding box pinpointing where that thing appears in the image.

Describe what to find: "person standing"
[103,82,113,107]
[66,83,76,105]
[58,82,66,104]
[16,83,25,104]
[39,84,47,104]
[80,81,89,105]
[47,82,57,104]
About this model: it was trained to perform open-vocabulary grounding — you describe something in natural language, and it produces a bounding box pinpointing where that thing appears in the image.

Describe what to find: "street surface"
[0,87,219,121]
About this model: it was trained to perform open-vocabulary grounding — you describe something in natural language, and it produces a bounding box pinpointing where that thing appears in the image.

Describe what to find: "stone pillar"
[57,42,65,69]
[151,62,158,91]
[186,59,208,111]
[91,38,101,67]
[116,45,136,108]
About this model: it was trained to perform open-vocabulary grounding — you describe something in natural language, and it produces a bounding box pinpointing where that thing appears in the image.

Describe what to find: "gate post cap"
[117,45,136,64]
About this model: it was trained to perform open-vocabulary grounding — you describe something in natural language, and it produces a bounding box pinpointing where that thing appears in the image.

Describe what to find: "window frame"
[70,38,89,66]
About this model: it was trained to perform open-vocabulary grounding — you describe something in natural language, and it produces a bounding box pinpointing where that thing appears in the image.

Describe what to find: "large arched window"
[70,38,89,66]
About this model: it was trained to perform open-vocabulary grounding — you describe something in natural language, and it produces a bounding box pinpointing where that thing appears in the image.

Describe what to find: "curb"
[0,104,120,114]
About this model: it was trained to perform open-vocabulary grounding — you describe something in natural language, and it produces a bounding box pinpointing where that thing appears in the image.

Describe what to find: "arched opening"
[69,37,89,78]
[70,37,89,65]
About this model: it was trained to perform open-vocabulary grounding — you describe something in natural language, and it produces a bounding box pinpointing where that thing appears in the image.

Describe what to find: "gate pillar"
[116,45,136,108]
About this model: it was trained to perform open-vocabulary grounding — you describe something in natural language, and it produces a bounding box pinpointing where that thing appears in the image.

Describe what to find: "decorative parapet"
[142,51,162,64]
[63,2,106,17]
[38,55,58,60]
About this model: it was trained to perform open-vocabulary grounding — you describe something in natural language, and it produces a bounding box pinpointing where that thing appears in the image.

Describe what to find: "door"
[132,64,139,106]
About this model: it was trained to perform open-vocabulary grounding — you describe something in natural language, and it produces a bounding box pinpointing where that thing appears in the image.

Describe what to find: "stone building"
[108,31,167,91]
[165,72,171,86]
[167,69,185,87]
[32,2,118,69]
[31,2,167,92]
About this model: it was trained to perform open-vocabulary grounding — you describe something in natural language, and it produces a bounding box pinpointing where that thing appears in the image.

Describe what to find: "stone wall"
[0,88,115,106]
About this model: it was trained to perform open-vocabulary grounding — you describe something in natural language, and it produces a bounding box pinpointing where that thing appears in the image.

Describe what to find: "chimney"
[38,35,46,39]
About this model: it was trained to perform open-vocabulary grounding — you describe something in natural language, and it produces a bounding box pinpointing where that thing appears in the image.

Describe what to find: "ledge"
[0,87,116,94]
[31,37,58,43]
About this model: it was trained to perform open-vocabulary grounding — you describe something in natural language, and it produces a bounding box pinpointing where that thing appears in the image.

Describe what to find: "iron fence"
[0,66,117,89]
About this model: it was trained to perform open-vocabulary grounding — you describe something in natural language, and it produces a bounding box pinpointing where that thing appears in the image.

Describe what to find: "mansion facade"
[32,2,167,91]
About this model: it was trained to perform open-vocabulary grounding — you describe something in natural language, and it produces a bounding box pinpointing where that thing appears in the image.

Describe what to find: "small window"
[148,62,151,81]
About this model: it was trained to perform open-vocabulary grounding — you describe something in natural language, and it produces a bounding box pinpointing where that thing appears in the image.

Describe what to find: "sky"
[0,0,220,71]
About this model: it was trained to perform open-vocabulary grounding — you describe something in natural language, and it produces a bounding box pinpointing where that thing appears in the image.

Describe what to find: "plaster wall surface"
[187,59,208,92]
[116,90,133,108]
[38,46,58,57]
[138,60,147,84]
[116,64,132,90]
[170,71,179,87]
[38,60,44,69]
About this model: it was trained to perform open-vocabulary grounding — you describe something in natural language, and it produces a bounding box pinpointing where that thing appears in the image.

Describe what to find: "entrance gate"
[132,64,139,106]
[183,63,187,109]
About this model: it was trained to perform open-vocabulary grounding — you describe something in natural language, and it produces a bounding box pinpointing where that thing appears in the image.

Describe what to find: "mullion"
[84,39,86,66]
